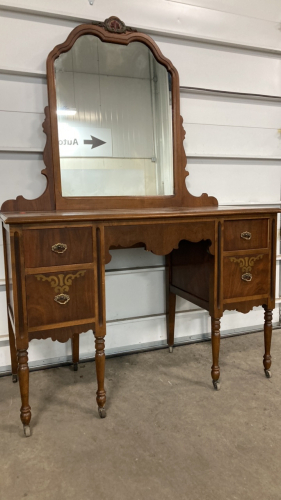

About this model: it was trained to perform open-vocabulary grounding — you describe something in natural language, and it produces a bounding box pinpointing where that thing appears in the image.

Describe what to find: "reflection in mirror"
[55,36,173,197]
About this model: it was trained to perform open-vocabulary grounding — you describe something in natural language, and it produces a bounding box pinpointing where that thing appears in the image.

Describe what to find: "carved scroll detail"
[104,222,215,263]
[29,327,92,344]
[1,107,55,212]
[223,298,267,314]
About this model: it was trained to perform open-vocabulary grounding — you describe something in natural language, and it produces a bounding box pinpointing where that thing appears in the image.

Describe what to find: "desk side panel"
[170,240,214,310]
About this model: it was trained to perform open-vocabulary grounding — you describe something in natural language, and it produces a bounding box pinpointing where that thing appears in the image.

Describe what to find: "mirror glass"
[55,36,173,197]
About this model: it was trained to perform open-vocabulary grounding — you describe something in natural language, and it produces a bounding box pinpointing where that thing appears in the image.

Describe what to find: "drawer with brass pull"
[223,253,270,300]
[224,219,268,252]
[25,268,95,329]
[23,227,93,268]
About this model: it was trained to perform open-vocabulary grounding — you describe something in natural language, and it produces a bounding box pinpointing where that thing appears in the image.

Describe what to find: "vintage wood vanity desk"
[1,17,278,437]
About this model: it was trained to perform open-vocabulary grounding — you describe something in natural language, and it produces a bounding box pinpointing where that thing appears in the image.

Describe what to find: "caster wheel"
[169,346,173,353]
[265,369,272,379]
[98,407,106,419]
[212,380,221,391]
[23,425,31,437]
[12,374,18,383]
[73,363,78,372]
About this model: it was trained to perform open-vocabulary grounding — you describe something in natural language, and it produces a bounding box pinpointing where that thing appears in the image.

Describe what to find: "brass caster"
[23,425,31,437]
[73,363,78,372]
[212,380,221,391]
[169,346,173,353]
[265,369,272,379]
[98,407,106,419]
[12,374,18,383]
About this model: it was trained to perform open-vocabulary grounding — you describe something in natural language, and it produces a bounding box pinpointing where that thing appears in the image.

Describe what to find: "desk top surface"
[1,205,280,225]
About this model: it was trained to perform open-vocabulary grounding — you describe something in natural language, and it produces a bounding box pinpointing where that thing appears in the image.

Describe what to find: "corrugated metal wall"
[0,0,280,371]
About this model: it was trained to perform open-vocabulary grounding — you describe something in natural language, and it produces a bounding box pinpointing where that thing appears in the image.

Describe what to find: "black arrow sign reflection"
[83,135,106,149]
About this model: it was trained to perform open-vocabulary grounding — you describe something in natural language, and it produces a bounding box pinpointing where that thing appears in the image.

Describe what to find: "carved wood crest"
[93,16,137,34]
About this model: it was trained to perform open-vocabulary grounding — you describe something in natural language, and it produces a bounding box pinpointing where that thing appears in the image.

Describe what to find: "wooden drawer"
[23,227,93,268]
[224,219,268,251]
[223,253,269,300]
[26,268,95,329]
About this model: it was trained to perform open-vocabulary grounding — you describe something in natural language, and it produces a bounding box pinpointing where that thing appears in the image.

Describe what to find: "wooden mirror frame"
[1,17,218,213]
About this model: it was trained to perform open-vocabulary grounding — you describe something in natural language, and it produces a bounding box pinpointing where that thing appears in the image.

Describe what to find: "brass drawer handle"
[52,243,67,254]
[241,273,252,282]
[54,293,70,305]
[241,231,251,241]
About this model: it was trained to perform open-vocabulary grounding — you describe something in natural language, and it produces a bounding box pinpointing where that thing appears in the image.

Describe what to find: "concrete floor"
[1,331,281,500]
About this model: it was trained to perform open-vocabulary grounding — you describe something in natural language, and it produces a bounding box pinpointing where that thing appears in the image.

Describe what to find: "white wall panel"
[0,1,280,51]
[1,12,281,95]
[0,111,45,150]
[105,248,164,270]
[106,268,165,321]
[186,159,281,205]
[154,37,281,95]
[184,124,281,158]
[180,94,281,129]
[0,74,47,113]
[105,268,201,322]
[168,0,281,23]
[0,11,77,74]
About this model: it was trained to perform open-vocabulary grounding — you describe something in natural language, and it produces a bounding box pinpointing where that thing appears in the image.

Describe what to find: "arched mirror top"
[54,36,174,199]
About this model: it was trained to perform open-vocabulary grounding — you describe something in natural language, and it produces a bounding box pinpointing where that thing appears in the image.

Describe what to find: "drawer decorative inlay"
[229,255,264,274]
[35,270,86,293]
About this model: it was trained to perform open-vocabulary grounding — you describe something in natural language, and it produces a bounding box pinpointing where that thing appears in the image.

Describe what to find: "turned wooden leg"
[71,334,79,371]
[263,307,273,378]
[95,336,106,418]
[8,315,18,383]
[167,291,176,353]
[17,349,31,436]
[211,317,221,390]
